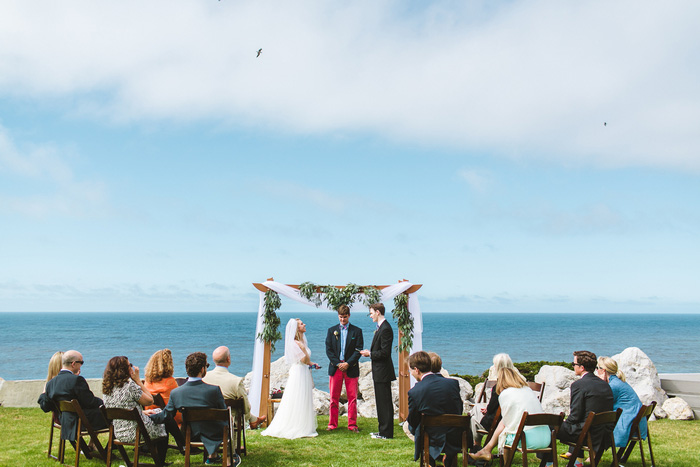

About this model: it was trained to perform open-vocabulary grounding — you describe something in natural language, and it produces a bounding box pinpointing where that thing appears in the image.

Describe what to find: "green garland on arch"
[393,292,413,353]
[258,289,282,352]
[259,282,413,353]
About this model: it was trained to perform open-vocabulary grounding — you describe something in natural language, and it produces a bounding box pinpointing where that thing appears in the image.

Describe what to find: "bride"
[261,318,319,439]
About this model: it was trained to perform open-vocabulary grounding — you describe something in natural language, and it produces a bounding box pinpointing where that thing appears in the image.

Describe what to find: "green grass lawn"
[1,407,697,466]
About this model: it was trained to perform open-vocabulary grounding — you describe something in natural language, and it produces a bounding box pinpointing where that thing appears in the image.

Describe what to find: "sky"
[1,0,699,314]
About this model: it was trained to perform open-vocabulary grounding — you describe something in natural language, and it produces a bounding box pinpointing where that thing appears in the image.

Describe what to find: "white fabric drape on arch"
[248,280,422,417]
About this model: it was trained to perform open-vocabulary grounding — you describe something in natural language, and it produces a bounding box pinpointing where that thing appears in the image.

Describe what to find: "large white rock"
[313,388,331,415]
[612,347,668,408]
[662,397,694,420]
[536,365,577,416]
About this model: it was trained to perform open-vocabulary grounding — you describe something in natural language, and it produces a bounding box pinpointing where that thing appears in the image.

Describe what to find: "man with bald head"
[203,346,266,429]
[38,350,107,442]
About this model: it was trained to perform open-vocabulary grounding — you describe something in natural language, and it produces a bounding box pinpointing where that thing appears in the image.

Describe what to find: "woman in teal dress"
[596,356,647,447]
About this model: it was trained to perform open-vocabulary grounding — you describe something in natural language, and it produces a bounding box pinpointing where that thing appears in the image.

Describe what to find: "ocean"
[1,312,698,392]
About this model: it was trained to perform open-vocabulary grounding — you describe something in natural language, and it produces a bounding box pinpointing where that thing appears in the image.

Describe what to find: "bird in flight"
[604,122,607,126]
[257,48,262,57]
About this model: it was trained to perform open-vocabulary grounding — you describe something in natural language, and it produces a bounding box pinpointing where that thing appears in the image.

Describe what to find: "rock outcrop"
[536,365,578,416]
[662,397,694,420]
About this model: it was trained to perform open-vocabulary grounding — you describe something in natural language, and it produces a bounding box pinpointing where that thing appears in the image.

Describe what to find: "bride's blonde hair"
[295,319,304,342]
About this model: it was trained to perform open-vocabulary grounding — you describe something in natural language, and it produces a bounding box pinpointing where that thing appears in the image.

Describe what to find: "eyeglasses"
[572,362,583,367]
[73,360,84,365]
[206,363,210,368]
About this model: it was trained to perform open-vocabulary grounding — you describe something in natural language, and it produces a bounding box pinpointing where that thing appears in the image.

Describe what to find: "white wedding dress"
[261,319,318,439]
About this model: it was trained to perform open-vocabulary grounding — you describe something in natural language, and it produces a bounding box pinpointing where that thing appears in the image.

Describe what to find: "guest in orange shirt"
[144,349,181,425]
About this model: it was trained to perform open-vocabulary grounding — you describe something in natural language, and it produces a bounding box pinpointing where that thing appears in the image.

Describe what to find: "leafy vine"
[258,290,282,352]
[393,292,413,353]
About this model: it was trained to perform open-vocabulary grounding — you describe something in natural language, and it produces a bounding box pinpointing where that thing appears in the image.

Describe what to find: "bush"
[451,360,573,389]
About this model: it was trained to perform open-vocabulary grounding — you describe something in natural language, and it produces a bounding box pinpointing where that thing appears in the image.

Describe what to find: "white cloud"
[0,125,106,217]
[1,1,699,170]
[458,168,490,192]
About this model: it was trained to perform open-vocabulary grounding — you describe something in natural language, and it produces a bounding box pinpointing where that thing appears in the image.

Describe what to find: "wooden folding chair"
[181,407,233,467]
[47,407,63,461]
[225,398,247,456]
[419,414,473,467]
[101,406,165,467]
[57,399,109,467]
[562,409,622,467]
[617,401,656,467]
[477,406,502,450]
[501,411,565,467]
[478,380,497,403]
[526,382,546,402]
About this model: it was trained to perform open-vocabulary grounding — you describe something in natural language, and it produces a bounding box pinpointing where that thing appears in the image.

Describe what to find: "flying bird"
[257,48,262,57]
[604,122,607,126]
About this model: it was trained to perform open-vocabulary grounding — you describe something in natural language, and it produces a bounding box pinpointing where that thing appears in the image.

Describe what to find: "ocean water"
[1,312,698,392]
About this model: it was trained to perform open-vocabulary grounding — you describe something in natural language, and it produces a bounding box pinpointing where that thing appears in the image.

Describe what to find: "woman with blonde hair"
[144,349,181,425]
[261,318,319,439]
[45,351,64,388]
[596,356,647,447]
[470,367,550,462]
[471,353,525,446]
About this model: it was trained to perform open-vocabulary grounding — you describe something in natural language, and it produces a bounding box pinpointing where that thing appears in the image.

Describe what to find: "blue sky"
[1,0,698,313]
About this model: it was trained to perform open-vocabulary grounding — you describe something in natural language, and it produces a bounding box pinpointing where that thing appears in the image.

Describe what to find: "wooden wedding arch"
[252,279,423,422]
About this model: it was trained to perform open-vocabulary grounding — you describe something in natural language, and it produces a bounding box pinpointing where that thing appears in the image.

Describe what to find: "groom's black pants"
[374,381,394,438]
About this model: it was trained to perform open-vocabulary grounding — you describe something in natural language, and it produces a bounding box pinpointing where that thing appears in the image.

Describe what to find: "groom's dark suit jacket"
[38,370,107,441]
[370,320,396,382]
[407,374,463,461]
[151,379,226,455]
[325,323,364,378]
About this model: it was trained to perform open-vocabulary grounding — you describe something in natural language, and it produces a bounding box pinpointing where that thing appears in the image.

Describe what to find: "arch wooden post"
[259,341,272,427]
[397,331,409,422]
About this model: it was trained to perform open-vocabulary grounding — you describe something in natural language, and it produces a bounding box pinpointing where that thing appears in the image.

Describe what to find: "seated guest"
[144,349,182,426]
[470,367,550,462]
[550,350,614,464]
[44,351,64,392]
[407,351,463,467]
[470,353,522,447]
[38,350,108,444]
[150,352,227,465]
[102,356,169,464]
[427,351,449,377]
[203,345,266,429]
[596,356,647,448]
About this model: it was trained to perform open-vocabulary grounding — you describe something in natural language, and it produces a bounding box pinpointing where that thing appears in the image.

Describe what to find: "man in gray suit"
[150,352,227,465]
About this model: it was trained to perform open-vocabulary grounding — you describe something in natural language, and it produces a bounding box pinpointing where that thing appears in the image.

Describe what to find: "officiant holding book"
[325,304,364,432]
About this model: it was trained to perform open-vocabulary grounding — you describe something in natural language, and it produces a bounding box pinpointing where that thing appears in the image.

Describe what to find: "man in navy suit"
[150,352,227,465]
[360,302,396,439]
[407,351,463,467]
[325,304,364,432]
[38,350,107,442]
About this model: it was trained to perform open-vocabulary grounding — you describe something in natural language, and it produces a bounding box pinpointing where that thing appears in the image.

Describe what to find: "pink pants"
[328,370,358,430]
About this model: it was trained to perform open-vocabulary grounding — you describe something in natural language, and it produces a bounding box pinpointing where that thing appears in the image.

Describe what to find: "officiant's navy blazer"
[325,323,364,378]
[370,320,396,382]
[407,373,463,461]
[150,379,226,455]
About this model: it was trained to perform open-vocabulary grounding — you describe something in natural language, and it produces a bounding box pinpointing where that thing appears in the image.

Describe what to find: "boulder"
[612,347,668,408]
[313,388,331,415]
[662,397,694,420]
[536,365,577,416]
[447,376,474,413]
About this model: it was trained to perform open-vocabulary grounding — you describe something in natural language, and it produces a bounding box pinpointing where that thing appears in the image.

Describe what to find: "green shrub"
[451,360,573,390]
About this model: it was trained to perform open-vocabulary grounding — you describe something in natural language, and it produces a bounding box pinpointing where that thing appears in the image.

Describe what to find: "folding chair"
[478,380,497,403]
[101,406,165,467]
[419,413,473,467]
[149,394,185,453]
[57,399,109,467]
[617,401,656,467]
[501,411,565,467]
[526,382,546,402]
[47,406,63,461]
[225,398,247,456]
[477,406,502,449]
[562,409,622,467]
[181,407,234,467]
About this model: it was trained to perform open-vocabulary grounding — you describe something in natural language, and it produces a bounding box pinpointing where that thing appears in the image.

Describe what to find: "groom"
[360,302,396,439]
[325,304,364,432]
